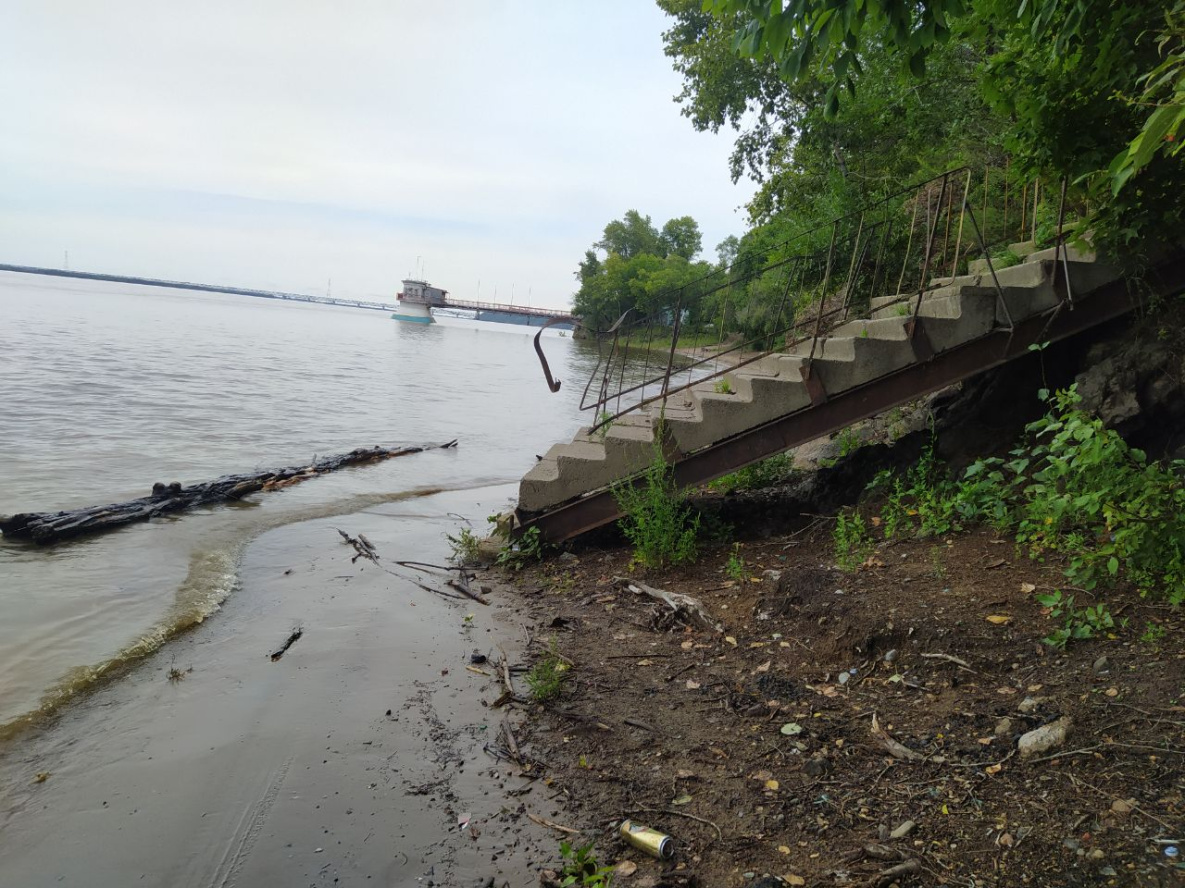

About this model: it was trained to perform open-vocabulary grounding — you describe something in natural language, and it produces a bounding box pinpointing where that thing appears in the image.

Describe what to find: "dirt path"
[495,517,1185,888]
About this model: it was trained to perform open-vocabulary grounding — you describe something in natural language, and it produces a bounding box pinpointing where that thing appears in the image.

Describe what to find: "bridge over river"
[0,263,577,328]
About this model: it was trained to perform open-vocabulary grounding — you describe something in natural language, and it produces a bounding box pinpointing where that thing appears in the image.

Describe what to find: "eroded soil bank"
[493,509,1185,888]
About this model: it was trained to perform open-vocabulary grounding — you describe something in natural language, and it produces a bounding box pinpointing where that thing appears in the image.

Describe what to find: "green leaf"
[1108,556,1119,576]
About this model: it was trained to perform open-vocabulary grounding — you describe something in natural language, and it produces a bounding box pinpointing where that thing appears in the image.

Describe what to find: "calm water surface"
[0,271,595,730]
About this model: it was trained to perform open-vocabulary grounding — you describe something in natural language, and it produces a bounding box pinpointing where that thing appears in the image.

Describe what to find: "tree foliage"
[573,211,711,330]
[692,0,1185,250]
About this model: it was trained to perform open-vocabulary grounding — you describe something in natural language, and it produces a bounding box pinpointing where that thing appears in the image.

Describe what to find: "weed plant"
[833,509,874,571]
[525,638,568,703]
[613,430,699,569]
[557,841,614,887]
[447,527,483,567]
[708,452,797,493]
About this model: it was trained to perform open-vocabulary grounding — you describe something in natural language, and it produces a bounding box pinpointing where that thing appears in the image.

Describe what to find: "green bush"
[869,387,1185,604]
[613,432,700,569]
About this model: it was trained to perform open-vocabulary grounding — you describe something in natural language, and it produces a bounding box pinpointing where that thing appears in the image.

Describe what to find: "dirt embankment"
[495,517,1185,888]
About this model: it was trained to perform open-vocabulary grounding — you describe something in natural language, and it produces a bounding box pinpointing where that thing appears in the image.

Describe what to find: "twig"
[526,812,579,835]
[498,646,516,697]
[624,718,659,733]
[871,713,924,762]
[269,627,303,661]
[920,652,975,672]
[501,719,522,764]
[1065,773,1177,831]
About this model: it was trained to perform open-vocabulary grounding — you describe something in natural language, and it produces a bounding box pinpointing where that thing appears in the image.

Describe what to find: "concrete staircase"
[516,245,1153,541]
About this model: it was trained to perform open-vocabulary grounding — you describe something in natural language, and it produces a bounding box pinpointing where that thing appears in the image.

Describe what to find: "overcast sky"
[0,1,752,308]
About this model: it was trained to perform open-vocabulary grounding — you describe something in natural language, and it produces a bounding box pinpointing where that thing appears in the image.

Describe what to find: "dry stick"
[624,718,659,733]
[498,646,516,697]
[920,652,975,672]
[1066,773,1177,832]
[446,574,490,606]
[501,719,523,764]
[526,812,579,835]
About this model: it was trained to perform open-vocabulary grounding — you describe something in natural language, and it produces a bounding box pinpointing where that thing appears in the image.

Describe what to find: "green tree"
[696,0,1185,248]
[597,210,664,259]
[660,215,703,259]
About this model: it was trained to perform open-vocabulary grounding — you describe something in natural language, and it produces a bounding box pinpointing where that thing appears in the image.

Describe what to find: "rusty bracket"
[799,362,828,406]
[905,317,935,362]
[533,317,574,393]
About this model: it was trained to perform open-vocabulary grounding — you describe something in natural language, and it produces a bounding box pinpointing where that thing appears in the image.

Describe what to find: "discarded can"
[619,820,673,859]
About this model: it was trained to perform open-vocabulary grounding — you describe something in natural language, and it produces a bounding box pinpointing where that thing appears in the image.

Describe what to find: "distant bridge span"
[0,263,578,327]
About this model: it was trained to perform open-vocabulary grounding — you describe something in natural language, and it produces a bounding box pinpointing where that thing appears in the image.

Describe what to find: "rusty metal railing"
[537,167,1073,433]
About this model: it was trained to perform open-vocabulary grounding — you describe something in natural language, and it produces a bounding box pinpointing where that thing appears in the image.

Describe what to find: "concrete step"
[517,245,1127,518]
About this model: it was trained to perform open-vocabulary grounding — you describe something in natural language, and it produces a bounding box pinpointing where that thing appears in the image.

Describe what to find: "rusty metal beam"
[519,255,1185,544]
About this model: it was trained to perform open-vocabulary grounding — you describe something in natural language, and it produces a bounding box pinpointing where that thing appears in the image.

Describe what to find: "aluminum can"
[619,819,673,859]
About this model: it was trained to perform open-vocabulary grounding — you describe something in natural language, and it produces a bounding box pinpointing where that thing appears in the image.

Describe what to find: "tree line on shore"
[572,0,1185,338]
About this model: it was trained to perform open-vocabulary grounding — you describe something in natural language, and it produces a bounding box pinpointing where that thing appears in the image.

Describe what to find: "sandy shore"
[0,486,562,888]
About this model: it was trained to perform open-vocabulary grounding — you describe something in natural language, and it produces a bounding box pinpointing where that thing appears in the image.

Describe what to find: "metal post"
[950,169,973,280]
[911,173,949,326]
[1054,177,1073,307]
[897,195,921,296]
[963,196,1015,331]
[661,291,685,397]
[807,221,839,364]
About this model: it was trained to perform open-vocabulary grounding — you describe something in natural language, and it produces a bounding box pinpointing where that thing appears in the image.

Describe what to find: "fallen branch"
[612,577,722,633]
[2,441,458,545]
[871,713,924,762]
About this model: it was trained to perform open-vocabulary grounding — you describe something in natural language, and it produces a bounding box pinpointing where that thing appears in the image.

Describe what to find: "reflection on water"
[0,271,605,729]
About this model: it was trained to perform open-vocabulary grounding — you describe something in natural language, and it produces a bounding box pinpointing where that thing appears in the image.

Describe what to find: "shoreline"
[0,486,569,888]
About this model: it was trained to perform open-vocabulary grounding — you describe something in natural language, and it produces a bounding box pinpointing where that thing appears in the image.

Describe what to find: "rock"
[994,717,1013,737]
[559,551,578,563]
[803,757,829,778]
[1088,849,1106,860]
[883,648,899,665]
[1092,656,1109,674]
[1018,696,1042,714]
[1018,716,1071,757]
[762,569,782,582]
[889,820,917,840]
[1063,838,1080,852]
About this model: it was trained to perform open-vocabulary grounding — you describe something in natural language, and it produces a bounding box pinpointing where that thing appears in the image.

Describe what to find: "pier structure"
[0,263,577,329]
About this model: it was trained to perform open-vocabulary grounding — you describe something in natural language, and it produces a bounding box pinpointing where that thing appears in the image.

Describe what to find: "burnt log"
[0,441,458,545]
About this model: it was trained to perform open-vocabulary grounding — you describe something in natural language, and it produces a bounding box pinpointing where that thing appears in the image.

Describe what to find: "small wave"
[0,484,454,744]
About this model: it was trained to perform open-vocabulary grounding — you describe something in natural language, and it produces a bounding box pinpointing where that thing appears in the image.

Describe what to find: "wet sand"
[0,486,557,888]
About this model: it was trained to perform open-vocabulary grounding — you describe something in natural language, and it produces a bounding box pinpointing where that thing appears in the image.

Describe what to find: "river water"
[0,270,593,735]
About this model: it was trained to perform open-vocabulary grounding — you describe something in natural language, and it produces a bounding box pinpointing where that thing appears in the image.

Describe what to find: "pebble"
[837,671,850,685]
[1100,866,1117,877]
[1093,656,1109,674]
[994,717,1013,737]
[1018,716,1071,757]
[883,649,899,664]
[559,551,578,562]
[1018,696,1042,714]
[1166,846,1179,859]
[1088,849,1106,860]
[889,820,917,840]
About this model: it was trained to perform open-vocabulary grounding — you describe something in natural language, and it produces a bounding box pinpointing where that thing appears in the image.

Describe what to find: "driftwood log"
[0,441,458,545]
